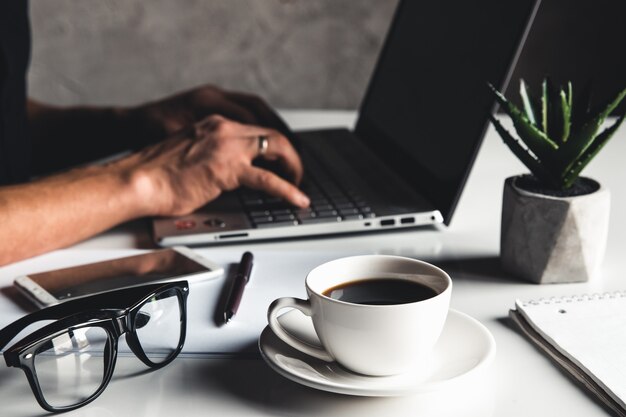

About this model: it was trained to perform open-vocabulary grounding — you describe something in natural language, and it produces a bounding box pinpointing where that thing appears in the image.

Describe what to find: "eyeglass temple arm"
[0,286,140,351]
[0,281,187,350]
[0,302,91,351]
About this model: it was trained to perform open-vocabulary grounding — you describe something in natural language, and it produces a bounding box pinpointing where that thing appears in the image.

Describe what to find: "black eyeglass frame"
[0,281,189,413]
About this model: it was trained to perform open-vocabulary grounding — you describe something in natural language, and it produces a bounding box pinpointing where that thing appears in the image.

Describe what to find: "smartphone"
[14,246,223,307]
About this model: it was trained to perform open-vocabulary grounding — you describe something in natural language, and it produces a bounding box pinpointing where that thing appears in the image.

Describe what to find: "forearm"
[0,164,146,266]
[0,111,308,265]
[27,100,135,175]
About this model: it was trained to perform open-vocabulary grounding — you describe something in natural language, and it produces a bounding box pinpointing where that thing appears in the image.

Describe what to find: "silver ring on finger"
[257,135,269,156]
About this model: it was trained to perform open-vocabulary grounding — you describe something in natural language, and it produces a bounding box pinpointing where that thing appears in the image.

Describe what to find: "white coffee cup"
[267,255,452,376]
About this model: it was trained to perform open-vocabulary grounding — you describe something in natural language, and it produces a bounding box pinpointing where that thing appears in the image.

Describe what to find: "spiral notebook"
[510,293,626,417]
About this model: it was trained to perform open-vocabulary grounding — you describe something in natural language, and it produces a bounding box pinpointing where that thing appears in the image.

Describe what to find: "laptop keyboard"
[238,149,376,228]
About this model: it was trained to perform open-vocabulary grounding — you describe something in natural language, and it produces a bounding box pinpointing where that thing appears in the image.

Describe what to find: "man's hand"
[115,114,309,217]
[0,114,308,265]
[28,86,294,174]
[124,85,293,148]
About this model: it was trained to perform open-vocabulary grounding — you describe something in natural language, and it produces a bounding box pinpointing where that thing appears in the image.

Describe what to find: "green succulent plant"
[488,78,626,190]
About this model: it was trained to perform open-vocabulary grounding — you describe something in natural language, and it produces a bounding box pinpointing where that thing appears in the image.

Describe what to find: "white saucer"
[258,309,495,396]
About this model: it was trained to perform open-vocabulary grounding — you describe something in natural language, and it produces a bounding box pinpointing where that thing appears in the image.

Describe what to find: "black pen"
[223,251,254,323]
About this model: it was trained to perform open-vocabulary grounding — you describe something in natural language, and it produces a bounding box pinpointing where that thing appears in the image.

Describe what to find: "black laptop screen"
[355,0,539,224]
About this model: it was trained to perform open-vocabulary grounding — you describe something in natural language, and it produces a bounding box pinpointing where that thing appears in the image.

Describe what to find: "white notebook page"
[516,293,626,409]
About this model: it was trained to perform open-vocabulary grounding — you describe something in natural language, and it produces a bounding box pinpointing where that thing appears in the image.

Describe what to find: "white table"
[1,110,625,416]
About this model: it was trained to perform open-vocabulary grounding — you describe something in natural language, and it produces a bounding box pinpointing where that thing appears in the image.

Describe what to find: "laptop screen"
[355,0,540,224]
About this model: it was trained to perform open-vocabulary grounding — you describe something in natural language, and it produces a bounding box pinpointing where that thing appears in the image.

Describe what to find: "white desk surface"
[2,110,625,417]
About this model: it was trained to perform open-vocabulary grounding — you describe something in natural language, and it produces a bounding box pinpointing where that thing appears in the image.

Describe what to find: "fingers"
[193,116,303,185]
[191,115,307,205]
[235,124,304,185]
[239,166,310,208]
[263,134,304,185]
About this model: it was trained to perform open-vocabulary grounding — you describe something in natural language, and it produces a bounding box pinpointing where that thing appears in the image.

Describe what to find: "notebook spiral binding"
[520,291,626,307]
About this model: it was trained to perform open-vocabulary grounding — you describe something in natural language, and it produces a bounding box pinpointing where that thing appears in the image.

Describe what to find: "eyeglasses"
[0,281,189,412]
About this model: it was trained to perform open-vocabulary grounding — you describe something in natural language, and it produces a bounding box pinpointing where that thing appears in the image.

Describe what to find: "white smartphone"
[14,246,223,307]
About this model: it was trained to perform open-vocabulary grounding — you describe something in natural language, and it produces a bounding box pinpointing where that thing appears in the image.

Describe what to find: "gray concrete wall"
[28,0,398,110]
[28,1,626,113]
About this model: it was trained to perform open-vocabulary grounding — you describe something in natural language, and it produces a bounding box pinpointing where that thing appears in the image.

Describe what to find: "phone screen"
[28,249,210,301]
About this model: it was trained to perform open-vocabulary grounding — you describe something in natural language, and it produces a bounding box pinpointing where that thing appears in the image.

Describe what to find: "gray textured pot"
[500,176,610,284]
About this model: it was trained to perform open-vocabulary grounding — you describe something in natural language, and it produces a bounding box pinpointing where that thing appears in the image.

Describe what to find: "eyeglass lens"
[34,326,109,409]
[29,288,183,409]
[134,289,183,364]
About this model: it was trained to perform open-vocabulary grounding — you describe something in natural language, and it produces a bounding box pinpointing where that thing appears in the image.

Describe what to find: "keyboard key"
[313,204,334,212]
[335,202,356,210]
[306,193,326,201]
[326,191,344,199]
[255,220,298,228]
[316,209,339,217]
[274,214,295,222]
[311,197,330,205]
[293,207,314,216]
[271,209,292,216]
[251,216,273,224]
[249,210,271,217]
[267,203,293,211]
[339,208,360,216]
[330,197,351,205]
[242,198,263,206]
[295,212,316,221]
[238,145,377,232]
[300,183,322,192]
[342,214,364,220]
[300,216,340,225]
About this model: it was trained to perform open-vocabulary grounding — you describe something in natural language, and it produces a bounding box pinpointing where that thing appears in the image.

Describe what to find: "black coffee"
[322,278,438,305]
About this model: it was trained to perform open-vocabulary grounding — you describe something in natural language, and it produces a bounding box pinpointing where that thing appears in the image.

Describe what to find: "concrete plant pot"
[500,175,610,284]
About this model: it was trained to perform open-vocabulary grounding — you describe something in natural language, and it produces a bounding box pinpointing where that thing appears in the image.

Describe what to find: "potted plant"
[488,79,626,284]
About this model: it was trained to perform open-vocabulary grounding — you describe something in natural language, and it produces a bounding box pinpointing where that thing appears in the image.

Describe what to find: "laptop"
[153,0,541,247]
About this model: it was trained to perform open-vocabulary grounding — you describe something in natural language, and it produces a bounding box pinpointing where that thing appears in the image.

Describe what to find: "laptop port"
[400,217,415,224]
[380,219,395,226]
[218,233,249,239]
